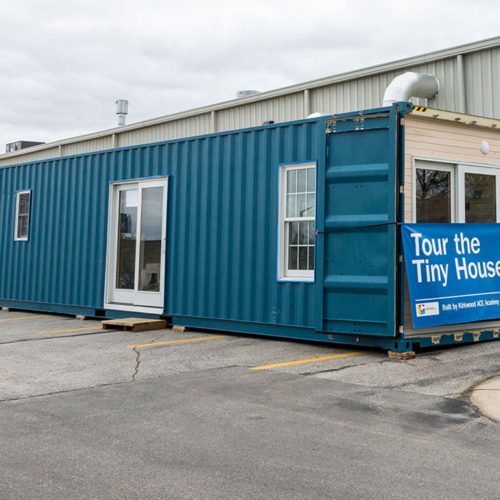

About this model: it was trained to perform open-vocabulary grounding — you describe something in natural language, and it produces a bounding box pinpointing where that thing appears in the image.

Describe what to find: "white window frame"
[277,162,316,282]
[457,164,500,223]
[413,158,500,223]
[413,160,455,223]
[14,190,31,241]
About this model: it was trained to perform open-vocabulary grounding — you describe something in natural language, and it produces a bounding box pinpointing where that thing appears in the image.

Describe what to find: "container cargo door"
[104,178,168,314]
[318,111,399,337]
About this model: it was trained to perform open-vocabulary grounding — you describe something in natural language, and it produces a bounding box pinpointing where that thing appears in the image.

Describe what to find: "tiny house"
[1,102,500,353]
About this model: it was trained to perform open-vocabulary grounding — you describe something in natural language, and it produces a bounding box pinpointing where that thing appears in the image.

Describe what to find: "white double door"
[105,178,168,312]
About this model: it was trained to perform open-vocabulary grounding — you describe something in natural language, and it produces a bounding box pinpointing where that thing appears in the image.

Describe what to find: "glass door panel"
[139,186,163,292]
[116,188,138,289]
[464,172,496,222]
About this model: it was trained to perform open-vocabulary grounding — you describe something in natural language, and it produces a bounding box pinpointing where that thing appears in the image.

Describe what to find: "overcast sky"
[0,0,499,151]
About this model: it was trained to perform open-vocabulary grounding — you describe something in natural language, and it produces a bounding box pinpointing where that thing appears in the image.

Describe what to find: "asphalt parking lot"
[1,310,499,499]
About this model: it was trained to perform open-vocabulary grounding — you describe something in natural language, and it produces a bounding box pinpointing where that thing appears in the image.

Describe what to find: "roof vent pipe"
[383,72,439,106]
[115,99,128,126]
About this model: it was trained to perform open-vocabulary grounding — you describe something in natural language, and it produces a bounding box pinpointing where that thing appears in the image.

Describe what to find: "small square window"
[15,191,31,241]
[278,163,316,281]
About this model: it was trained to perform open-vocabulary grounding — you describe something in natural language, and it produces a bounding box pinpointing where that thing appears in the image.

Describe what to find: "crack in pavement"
[0,329,118,345]
[0,380,128,405]
[132,348,141,381]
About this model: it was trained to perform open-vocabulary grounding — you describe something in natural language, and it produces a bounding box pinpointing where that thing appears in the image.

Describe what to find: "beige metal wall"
[117,113,212,148]
[1,38,499,167]
[404,114,500,223]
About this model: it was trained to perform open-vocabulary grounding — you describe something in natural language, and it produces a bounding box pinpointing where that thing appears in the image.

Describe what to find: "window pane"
[288,246,298,270]
[17,215,28,239]
[139,186,163,292]
[288,221,298,245]
[307,221,315,244]
[297,194,306,217]
[286,194,296,217]
[305,194,315,217]
[297,169,307,192]
[307,168,315,192]
[287,169,296,194]
[116,189,138,290]
[299,222,308,244]
[18,193,30,215]
[299,247,308,269]
[465,173,496,222]
[308,246,315,270]
[416,169,451,223]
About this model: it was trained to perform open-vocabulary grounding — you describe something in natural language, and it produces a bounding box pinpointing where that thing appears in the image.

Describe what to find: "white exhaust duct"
[383,72,439,106]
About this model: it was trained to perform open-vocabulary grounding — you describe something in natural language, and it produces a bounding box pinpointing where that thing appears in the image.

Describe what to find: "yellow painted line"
[39,326,101,334]
[0,315,46,322]
[129,335,228,349]
[251,351,365,370]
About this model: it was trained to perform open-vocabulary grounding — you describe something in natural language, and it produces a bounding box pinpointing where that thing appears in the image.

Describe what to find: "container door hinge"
[398,254,403,263]
[326,121,336,134]
[355,118,365,131]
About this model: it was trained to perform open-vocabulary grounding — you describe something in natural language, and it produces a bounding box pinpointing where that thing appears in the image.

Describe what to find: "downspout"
[383,72,440,106]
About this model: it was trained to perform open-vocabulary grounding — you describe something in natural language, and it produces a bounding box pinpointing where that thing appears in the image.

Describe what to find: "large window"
[14,190,31,241]
[414,160,500,223]
[278,162,316,281]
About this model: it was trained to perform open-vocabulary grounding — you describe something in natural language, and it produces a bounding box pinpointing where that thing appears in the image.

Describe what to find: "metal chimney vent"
[115,99,128,126]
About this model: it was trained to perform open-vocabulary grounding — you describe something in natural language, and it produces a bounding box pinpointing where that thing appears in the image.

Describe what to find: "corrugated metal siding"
[216,93,304,131]
[464,48,500,117]
[62,136,114,156]
[117,113,212,148]
[0,146,60,166]
[0,120,326,330]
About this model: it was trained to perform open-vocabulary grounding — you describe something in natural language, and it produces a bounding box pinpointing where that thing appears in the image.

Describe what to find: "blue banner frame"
[402,223,500,328]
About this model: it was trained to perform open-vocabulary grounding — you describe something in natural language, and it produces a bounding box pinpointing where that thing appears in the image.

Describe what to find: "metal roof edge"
[411,107,500,130]
[2,36,499,161]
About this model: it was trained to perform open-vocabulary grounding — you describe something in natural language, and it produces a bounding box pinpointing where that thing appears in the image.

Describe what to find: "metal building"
[1,36,499,167]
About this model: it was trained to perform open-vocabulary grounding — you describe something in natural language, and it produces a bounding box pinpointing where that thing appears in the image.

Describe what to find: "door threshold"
[104,303,164,315]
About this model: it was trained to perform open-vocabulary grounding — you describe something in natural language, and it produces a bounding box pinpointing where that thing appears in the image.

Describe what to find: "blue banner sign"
[402,223,500,328]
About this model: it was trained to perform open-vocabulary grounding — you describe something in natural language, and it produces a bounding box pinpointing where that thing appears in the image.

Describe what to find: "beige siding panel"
[117,113,212,147]
[216,93,304,131]
[63,136,114,156]
[465,47,500,117]
[404,114,500,223]
[0,146,60,166]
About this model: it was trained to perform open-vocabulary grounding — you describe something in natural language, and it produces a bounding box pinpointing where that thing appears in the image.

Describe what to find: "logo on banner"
[416,302,439,317]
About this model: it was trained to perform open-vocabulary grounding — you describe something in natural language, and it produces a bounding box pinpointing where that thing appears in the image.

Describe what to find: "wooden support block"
[172,325,187,333]
[387,350,416,360]
[1,307,11,312]
[75,315,87,320]
[101,317,167,332]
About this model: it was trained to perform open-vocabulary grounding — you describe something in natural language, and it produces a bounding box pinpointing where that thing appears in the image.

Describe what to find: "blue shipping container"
[1,102,499,353]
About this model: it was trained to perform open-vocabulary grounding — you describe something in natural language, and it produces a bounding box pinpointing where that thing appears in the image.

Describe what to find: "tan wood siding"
[404,114,500,223]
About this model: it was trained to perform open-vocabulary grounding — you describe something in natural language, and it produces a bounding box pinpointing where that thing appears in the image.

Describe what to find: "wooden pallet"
[101,317,167,332]
[387,350,416,360]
